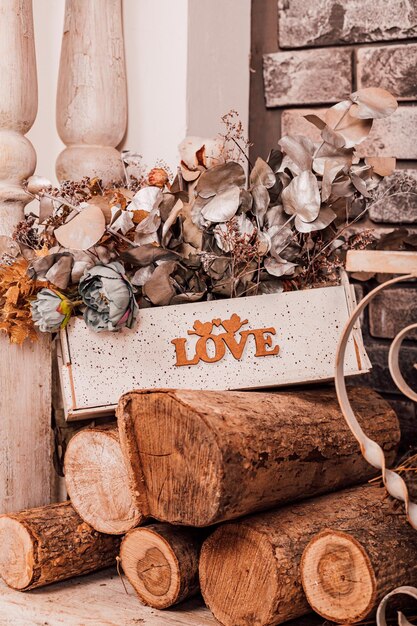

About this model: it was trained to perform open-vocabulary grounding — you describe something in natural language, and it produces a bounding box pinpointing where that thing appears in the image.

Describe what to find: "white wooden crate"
[57,283,370,420]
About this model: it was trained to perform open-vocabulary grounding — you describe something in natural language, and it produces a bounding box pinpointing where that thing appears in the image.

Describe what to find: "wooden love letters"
[171,314,279,366]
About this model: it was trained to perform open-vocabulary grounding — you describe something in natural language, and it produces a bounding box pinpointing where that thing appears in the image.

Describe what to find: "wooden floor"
[0,568,217,626]
[0,568,383,626]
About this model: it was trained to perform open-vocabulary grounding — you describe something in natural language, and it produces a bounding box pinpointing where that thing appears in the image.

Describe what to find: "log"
[199,484,417,626]
[64,425,143,534]
[301,504,417,623]
[117,387,399,526]
[0,502,121,590]
[120,523,202,609]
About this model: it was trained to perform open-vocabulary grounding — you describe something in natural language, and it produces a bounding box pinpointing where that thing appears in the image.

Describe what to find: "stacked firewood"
[0,386,415,625]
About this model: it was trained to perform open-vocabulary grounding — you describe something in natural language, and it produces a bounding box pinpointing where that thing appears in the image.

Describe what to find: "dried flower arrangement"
[0,86,413,344]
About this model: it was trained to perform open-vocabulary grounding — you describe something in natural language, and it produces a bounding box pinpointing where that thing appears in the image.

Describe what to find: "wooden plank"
[346,250,417,275]
[0,336,52,512]
[0,570,216,626]
[0,0,53,513]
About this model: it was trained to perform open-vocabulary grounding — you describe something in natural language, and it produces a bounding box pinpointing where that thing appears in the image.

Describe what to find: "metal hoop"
[335,273,417,530]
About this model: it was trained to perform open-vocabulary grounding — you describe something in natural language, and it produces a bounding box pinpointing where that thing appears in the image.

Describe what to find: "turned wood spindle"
[0,0,52,513]
[56,0,127,184]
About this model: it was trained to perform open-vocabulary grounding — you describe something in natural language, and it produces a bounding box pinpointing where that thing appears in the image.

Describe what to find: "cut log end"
[0,517,34,590]
[301,530,377,624]
[120,524,200,609]
[65,427,143,534]
[199,525,279,626]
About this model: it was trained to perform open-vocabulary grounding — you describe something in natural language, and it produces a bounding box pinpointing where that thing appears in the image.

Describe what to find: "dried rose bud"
[147,168,169,188]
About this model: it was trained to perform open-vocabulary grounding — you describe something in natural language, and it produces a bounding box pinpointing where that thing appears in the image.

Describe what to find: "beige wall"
[28,0,250,184]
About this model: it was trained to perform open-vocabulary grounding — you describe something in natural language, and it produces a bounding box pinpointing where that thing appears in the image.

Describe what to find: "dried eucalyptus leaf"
[132,265,155,286]
[321,159,347,202]
[180,165,202,182]
[350,172,371,197]
[196,162,246,198]
[330,174,355,197]
[142,261,177,306]
[26,175,52,195]
[350,87,398,120]
[89,194,112,224]
[251,184,270,228]
[258,279,284,294]
[295,207,336,233]
[257,230,271,256]
[365,156,396,177]
[45,254,74,289]
[265,204,287,229]
[134,232,159,246]
[304,114,326,130]
[38,196,55,223]
[110,210,135,235]
[182,202,203,249]
[264,256,297,277]
[325,101,373,148]
[269,225,293,258]
[320,125,346,149]
[135,207,161,234]
[239,189,253,212]
[162,199,183,245]
[171,291,206,304]
[54,204,106,251]
[267,148,283,173]
[121,244,177,267]
[278,135,314,172]
[282,171,320,223]
[130,186,162,213]
[201,184,240,223]
[250,157,276,189]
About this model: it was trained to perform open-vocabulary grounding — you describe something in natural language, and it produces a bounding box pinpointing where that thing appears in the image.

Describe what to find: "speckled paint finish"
[58,285,370,420]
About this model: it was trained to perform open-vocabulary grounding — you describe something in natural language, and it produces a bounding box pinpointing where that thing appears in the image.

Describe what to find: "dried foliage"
[0,259,42,344]
[1,86,414,342]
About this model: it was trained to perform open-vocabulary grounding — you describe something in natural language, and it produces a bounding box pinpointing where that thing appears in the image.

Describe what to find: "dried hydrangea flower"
[31,288,74,333]
[79,261,138,332]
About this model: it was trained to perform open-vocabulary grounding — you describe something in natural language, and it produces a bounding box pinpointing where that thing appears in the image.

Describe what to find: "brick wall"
[249,0,417,449]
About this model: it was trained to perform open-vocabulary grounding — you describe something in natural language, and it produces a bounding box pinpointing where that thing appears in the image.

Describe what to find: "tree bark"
[199,484,417,626]
[301,502,417,623]
[0,502,121,590]
[120,523,202,609]
[117,387,399,526]
[64,425,143,534]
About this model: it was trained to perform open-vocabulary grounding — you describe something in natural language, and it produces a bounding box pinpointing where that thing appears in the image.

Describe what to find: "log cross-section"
[56,0,127,184]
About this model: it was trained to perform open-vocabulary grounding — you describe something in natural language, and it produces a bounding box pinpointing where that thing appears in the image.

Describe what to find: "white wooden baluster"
[0,0,53,513]
[56,0,127,184]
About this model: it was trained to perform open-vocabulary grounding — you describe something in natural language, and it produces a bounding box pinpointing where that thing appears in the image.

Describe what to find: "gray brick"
[281,107,417,159]
[357,44,417,102]
[263,48,351,107]
[360,339,417,395]
[369,287,417,340]
[369,170,417,224]
[386,397,417,450]
[278,0,417,49]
